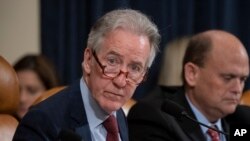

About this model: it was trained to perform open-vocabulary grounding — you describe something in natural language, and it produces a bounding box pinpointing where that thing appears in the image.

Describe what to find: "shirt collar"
[185,94,223,134]
[80,78,112,130]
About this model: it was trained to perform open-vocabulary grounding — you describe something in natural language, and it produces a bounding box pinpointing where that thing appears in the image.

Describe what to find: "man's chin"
[225,105,238,115]
[102,102,122,114]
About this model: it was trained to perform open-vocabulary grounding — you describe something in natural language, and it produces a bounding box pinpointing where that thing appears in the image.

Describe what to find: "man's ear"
[82,48,92,74]
[184,62,199,87]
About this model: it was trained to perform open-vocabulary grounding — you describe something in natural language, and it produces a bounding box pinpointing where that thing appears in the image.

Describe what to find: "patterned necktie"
[103,115,119,141]
[207,125,221,141]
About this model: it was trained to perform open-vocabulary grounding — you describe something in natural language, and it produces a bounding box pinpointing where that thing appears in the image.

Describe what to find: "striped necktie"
[207,125,221,141]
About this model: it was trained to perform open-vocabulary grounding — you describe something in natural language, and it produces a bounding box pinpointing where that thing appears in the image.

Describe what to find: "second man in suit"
[128,30,249,141]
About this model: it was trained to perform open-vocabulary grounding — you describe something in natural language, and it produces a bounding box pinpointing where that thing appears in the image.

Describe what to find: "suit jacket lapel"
[68,82,92,141]
[171,88,231,141]
[222,119,230,141]
[171,88,206,141]
[66,81,128,141]
[117,109,129,141]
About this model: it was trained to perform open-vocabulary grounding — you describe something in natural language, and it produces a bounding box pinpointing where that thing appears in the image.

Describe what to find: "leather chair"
[0,114,19,141]
[240,90,250,106]
[33,86,66,105]
[158,37,190,87]
[0,56,19,114]
[0,56,19,141]
[122,98,136,116]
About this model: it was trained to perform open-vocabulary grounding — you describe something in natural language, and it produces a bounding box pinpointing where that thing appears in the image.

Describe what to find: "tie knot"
[103,115,119,133]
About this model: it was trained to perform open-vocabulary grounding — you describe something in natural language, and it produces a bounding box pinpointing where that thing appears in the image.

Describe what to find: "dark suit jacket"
[226,104,250,125]
[13,80,129,141]
[127,86,229,141]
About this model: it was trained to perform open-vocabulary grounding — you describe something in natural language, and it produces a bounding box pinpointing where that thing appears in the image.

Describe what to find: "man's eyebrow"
[130,60,144,68]
[107,50,145,67]
[106,51,123,58]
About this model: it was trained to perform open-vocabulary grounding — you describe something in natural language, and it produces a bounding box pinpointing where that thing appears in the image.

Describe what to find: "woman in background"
[13,54,59,120]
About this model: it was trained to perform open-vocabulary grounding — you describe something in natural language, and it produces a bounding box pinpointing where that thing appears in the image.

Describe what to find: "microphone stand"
[181,112,229,136]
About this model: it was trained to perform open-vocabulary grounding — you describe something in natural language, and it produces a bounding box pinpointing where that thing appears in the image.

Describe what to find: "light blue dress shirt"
[185,95,226,141]
[79,78,121,141]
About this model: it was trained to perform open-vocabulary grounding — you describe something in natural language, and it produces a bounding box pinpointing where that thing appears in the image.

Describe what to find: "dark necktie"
[207,125,221,141]
[103,115,119,141]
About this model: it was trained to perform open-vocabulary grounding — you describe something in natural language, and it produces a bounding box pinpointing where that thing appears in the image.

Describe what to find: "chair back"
[0,56,19,141]
[122,98,136,116]
[240,90,250,106]
[33,86,66,105]
[0,114,18,141]
[0,56,20,114]
[158,37,190,86]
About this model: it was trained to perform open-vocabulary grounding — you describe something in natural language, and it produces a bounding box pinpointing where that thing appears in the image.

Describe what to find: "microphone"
[58,129,83,141]
[161,99,229,136]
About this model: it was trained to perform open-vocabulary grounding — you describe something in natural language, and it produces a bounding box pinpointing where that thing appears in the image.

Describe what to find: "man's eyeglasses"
[92,50,148,85]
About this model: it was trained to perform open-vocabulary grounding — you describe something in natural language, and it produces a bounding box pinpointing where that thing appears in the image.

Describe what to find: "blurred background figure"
[13,54,59,120]
[128,30,249,141]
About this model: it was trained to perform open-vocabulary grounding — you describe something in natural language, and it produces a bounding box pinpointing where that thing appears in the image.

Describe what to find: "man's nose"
[112,70,128,88]
[232,78,244,95]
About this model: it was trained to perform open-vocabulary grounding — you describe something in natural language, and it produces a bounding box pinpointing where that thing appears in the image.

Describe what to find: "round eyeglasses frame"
[92,50,148,85]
